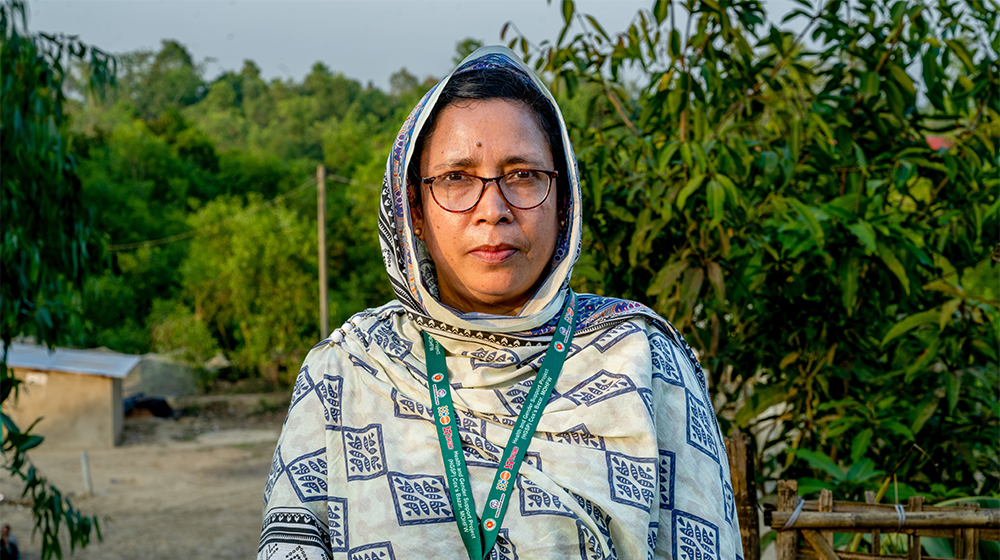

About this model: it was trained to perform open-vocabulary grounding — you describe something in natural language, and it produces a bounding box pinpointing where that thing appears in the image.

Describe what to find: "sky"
[29,0,802,91]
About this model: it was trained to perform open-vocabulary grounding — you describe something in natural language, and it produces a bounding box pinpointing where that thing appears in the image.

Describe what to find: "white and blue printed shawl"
[258,46,743,560]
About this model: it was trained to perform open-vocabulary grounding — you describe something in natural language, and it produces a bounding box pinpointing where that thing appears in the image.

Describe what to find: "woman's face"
[414,99,559,316]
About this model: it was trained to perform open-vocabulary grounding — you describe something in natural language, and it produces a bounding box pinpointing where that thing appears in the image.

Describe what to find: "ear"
[408,177,425,239]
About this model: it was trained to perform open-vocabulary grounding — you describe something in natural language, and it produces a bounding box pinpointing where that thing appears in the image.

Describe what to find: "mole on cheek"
[476,141,482,147]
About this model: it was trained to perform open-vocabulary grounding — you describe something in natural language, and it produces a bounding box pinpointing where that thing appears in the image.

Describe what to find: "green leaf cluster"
[518,0,998,501]
[1,0,108,556]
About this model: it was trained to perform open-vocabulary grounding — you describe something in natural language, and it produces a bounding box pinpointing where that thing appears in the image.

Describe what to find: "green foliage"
[63,35,407,387]
[1,0,107,556]
[173,195,318,385]
[518,0,999,501]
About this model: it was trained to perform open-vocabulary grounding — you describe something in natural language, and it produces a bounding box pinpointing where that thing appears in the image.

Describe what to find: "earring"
[414,227,422,238]
[560,219,566,229]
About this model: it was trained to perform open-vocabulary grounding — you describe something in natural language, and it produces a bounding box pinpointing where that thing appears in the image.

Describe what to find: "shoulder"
[574,293,686,346]
[573,293,706,387]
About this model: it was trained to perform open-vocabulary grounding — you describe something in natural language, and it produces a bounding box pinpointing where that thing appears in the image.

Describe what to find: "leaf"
[922,280,963,298]
[845,459,883,483]
[584,15,610,41]
[972,339,998,361]
[669,29,681,59]
[905,338,941,383]
[675,173,705,210]
[923,538,953,559]
[880,310,939,346]
[840,257,860,315]
[780,351,800,369]
[715,173,741,208]
[882,421,915,441]
[647,260,689,296]
[860,71,879,99]
[876,242,910,295]
[786,197,825,247]
[679,267,704,309]
[653,0,670,25]
[795,448,846,481]
[706,261,725,301]
[910,398,939,435]
[888,64,915,95]
[939,298,961,331]
[850,428,873,463]
[734,384,792,427]
[796,477,836,496]
[561,0,575,25]
[707,179,725,227]
[945,39,975,71]
[848,221,877,251]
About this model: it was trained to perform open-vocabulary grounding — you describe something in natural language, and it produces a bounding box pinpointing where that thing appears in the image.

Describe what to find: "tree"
[166,195,319,386]
[1,0,111,556]
[136,40,206,118]
[515,0,998,501]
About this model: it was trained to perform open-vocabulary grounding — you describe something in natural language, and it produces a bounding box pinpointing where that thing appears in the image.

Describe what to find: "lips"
[469,243,518,264]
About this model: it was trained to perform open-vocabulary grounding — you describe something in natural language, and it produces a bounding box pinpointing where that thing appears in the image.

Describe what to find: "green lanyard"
[422,291,578,560]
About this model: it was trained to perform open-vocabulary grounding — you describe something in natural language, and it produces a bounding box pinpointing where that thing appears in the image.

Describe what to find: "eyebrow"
[430,155,545,173]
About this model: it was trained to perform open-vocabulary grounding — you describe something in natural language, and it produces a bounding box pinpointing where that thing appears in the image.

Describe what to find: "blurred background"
[1,0,996,558]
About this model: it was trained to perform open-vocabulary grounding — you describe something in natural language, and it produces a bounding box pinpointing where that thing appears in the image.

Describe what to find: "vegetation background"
[1,0,997,557]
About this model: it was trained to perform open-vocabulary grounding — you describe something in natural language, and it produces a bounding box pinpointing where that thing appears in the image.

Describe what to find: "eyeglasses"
[420,169,558,213]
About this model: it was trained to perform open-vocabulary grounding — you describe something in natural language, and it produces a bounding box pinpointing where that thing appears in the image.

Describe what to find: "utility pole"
[317,165,329,337]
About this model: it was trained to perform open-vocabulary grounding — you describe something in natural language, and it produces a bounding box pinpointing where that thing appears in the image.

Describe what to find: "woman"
[259,46,742,560]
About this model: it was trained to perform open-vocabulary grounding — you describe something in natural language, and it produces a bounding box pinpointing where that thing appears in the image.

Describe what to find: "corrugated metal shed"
[5,342,140,379]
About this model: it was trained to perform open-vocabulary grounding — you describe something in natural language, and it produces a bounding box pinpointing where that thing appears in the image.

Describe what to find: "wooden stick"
[956,503,979,560]
[797,549,956,560]
[820,489,834,546]
[726,433,760,560]
[866,491,881,555]
[80,450,93,496]
[792,501,984,514]
[804,529,843,560]
[772,527,998,540]
[317,164,328,338]
[908,497,923,560]
[778,481,800,560]
[770,510,1000,530]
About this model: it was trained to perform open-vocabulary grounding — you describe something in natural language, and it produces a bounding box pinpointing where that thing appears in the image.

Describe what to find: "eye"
[513,170,533,180]
[443,173,466,182]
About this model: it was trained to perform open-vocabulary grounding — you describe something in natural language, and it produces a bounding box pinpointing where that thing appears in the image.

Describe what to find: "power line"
[107,177,317,252]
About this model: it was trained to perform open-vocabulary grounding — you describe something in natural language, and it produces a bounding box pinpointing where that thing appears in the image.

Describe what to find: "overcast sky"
[29,0,800,91]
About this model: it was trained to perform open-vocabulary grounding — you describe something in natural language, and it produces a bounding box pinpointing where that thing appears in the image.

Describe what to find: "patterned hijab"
[377,45,659,339]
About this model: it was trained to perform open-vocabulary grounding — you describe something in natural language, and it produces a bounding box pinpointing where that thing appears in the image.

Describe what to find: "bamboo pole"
[908,496,923,560]
[788,501,982,514]
[317,165,329,337]
[796,549,958,560]
[770,510,999,530]
[726,433,760,560]
[955,503,979,560]
[778,480,800,560]
[820,489,834,546]
[865,491,881,555]
[803,529,843,560]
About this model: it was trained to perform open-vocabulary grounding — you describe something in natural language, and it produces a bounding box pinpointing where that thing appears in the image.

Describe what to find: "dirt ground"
[0,393,290,560]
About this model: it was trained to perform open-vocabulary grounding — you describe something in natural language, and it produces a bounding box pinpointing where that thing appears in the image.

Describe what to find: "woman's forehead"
[423,100,553,171]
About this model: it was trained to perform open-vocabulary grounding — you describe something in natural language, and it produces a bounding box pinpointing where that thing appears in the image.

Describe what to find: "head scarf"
[377,46,661,341]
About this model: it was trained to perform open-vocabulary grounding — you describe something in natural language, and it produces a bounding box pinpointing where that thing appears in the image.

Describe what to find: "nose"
[474,179,513,224]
